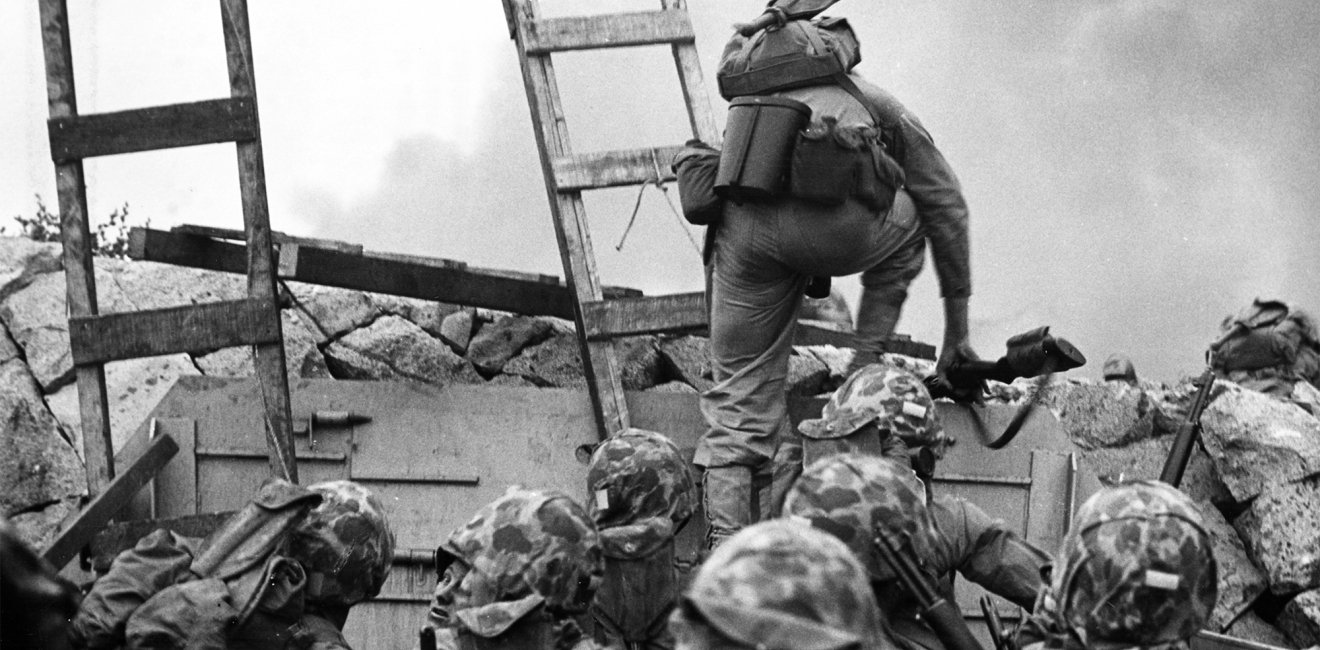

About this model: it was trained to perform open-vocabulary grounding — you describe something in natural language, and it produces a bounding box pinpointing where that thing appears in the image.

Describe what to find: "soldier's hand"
[930,340,984,403]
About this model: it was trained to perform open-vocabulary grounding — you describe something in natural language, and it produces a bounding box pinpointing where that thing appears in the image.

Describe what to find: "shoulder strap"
[831,71,884,127]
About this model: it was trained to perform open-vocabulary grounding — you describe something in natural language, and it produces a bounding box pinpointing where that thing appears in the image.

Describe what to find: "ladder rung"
[582,292,707,340]
[552,145,684,192]
[47,97,257,164]
[522,10,694,54]
[68,297,281,365]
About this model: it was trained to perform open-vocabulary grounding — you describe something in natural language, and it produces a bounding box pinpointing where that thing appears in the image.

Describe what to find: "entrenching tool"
[735,0,843,36]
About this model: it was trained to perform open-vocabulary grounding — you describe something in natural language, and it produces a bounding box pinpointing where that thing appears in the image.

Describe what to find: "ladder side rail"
[507,0,630,438]
[663,0,722,146]
[220,0,298,482]
[38,0,115,493]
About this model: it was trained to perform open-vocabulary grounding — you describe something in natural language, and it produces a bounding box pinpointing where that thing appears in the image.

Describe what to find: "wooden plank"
[521,10,694,54]
[1193,631,1293,650]
[47,97,257,163]
[1026,450,1073,552]
[221,0,297,483]
[551,145,684,192]
[792,324,939,361]
[152,419,197,519]
[68,297,282,365]
[173,224,364,254]
[43,433,179,569]
[87,511,232,573]
[39,0,115,493]
[130,228,642,318]
[581,292,707,340]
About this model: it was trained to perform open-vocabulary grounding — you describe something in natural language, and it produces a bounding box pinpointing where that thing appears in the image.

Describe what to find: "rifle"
[927,326,1087,449]
[874,528,985,650]
[1158,366,1217,487]
[979,595,1017,650]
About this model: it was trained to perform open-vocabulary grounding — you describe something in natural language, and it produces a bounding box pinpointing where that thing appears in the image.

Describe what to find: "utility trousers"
[696,189,926,473]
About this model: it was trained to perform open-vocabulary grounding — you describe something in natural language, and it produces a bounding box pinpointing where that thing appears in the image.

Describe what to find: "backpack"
[713,17,906,212]
[1211,298,1320,380]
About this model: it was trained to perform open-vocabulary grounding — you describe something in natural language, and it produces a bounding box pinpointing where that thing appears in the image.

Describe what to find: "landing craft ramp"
[94,376,1090,649]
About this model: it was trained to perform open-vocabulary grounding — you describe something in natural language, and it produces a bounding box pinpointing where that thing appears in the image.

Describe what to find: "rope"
[614,148,703,257]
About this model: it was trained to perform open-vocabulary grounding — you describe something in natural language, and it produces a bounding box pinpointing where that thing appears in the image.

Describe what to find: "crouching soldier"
[584,428,696,650]
[1014,480,1217,650]
[784,453,1047,650]
[669,518,901,650]
[426,487,606,650]
[70,479,395,649]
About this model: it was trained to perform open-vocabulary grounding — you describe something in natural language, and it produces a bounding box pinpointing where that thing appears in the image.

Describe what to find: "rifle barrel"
[1157,367,1216,487]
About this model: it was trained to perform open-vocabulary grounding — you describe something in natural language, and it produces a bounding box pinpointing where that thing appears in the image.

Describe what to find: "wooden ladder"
[503,0,721,438]
[37,0,299,498]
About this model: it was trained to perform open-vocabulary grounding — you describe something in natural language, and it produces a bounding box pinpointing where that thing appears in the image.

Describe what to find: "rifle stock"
[875,530,985,650]
[1158,366,1217,487]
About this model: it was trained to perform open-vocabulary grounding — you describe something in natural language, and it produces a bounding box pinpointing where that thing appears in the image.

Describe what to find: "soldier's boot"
[702,465,753,551]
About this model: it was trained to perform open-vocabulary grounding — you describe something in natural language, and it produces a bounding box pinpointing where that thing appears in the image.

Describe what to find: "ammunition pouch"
[789,119,905,212]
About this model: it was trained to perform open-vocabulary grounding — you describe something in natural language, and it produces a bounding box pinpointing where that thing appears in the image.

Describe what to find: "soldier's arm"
[932,496,1050,610]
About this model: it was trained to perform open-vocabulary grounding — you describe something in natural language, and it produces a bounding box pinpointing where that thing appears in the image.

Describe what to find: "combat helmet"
[1052,480,1217,649]
[797,361,950,464]
[586,427,696,558]
[285,480,396,607]
[434,487,603,636]
[782,454,938,583]
[673,519,896,650]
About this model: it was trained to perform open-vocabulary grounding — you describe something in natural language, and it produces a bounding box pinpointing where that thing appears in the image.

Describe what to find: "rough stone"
[617,336,662,391]
[1038,379,1156,449]
[369,293,459,338]
[487,374,537,388]
[882,352,935,378]
[438,308,476,355]
[0,258,246,392]
[1226,610,1296,649]
[1201,382,1320,502]
[1233,475,1320,594]
[798,288,852,330]
[1198,501,1269,631]
[287,284,379,342]
[1278,589,1320,648]
[323,315,482,385]
[467,315,554,377]
[657,335,712,393]
[502,331,584,388]
[8,497,79,551]
[0,237,61,303]
[799,345,855,384]
[193,310,330,380]
[786,351,830,396]
[650,380,699,394]
[0,385,85,517]
[1077,436,1232,505]
[46,353,201,457]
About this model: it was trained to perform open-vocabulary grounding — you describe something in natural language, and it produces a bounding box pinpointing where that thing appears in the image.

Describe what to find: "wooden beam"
[47,97,256,164]
[552,145,684,192]
[43,433,179,570]
[581,292,707,340]
[68,297,282,365]
[521,10,694,54]
[172,224,364,255]
[129,227,641,317]
[39,0,116,494]
[221,0,297,483]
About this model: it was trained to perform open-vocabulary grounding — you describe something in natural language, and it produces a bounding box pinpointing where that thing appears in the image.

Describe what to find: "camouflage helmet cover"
[586,428,696,559]
[798,362,948,452]
[677,519,895,650]
[1052,480,1217,648]
[782,454,938,582]
[438,487,603,628]
[286,479,396,606]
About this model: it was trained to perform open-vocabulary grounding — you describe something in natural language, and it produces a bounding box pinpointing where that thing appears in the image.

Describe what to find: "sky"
[2,1,1318,384]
